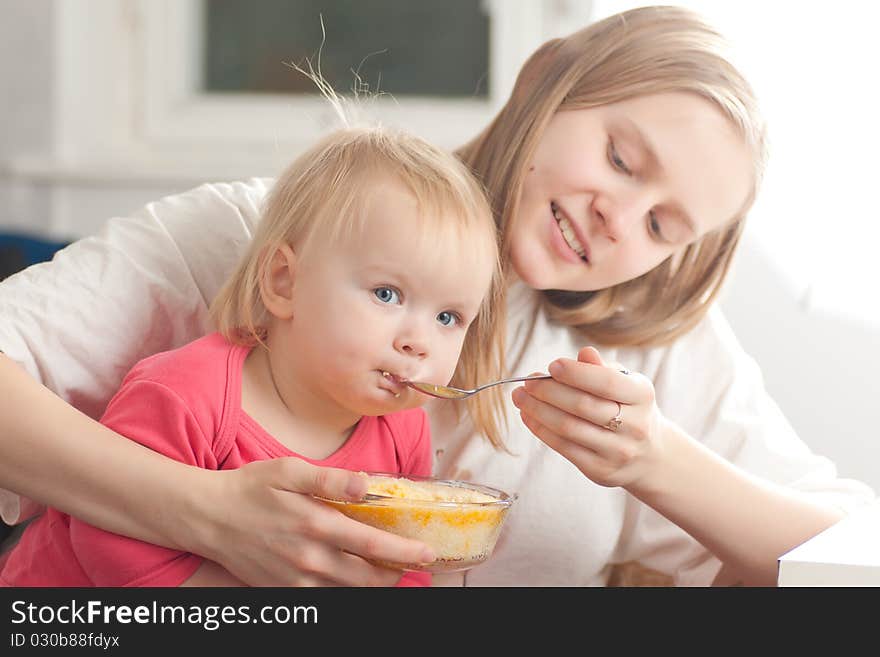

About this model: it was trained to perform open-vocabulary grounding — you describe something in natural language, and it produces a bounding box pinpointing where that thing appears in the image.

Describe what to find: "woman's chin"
[512,239,573,291]
[510,254,549,290]
[512,249,599,293]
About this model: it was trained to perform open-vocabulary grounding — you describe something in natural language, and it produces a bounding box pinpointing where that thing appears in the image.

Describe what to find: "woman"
[0,6,873,586]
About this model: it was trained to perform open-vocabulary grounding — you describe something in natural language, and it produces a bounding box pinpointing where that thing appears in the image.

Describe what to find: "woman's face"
[512,92,753,291]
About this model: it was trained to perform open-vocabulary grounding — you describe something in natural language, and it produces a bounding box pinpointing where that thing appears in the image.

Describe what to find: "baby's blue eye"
[374,287,400,304]
[436,311,458,327]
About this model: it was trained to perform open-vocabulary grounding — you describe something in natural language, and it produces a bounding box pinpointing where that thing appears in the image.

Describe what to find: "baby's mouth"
[551,201,589,263]
[381,371,407,397]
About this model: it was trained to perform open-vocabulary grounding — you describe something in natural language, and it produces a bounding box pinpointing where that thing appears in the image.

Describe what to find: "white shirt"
[1,178,874,585]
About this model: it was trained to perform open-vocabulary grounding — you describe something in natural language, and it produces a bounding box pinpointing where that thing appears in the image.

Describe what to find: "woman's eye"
[436,311,459,327]
[608,139,632,175]
[374,286,400,304]
[648,211,665,241]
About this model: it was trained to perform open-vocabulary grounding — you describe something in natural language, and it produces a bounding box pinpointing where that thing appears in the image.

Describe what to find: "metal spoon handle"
[474,374,552,392]
[403,374,553,399]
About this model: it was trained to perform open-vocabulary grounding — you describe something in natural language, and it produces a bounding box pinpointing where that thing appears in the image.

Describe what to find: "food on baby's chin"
[321,474,514,573]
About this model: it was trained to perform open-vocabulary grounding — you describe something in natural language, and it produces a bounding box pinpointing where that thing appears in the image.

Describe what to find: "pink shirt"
[1,333,432,587]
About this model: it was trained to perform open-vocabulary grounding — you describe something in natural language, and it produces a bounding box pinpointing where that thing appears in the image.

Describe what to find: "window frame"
[141,0,513,148]
[41,0,596,182]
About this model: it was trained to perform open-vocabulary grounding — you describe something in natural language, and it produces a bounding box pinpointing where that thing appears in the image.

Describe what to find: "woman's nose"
[594,191,651,241]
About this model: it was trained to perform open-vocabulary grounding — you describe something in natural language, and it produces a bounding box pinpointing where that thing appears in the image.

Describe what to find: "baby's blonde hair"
[211,125,507,447]
[458,5,768,346]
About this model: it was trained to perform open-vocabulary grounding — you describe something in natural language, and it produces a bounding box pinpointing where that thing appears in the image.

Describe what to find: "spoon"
[386,373,552,400]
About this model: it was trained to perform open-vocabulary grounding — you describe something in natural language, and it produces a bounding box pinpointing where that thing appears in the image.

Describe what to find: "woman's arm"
[626,420,844,586]
[0,355,434,586]
[0,353,193,546]
[181,560,246,587]
[512,345,865,586]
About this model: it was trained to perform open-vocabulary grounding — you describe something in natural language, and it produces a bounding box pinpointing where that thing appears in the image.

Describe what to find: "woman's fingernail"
[511,388,524,405]
[420,548,436,563]
[548,360,561,376]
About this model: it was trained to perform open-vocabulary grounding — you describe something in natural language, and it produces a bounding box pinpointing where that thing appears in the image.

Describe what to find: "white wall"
[1,1,877,492]
[0,0,198,239]
[0,0,54,236]
[720,233,880,490]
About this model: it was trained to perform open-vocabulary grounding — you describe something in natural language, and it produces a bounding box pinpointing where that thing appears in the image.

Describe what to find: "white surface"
[778,500,880,586]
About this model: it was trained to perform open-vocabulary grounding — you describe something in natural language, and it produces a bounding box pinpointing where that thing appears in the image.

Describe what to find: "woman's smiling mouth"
[551,201,590,263]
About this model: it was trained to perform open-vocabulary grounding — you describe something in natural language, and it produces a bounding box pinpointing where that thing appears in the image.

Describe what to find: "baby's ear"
[259,243,297,320]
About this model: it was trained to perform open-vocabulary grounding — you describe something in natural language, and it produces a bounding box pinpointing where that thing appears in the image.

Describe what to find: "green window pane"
[204,0,490,97]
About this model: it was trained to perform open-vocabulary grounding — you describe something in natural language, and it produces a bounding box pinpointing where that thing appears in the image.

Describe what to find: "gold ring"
[606,402,623,431]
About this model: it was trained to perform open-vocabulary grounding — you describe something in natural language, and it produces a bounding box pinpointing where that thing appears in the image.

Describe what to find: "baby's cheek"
[439,344,467,383]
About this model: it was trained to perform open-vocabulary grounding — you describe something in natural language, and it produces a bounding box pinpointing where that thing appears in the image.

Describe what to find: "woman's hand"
[183,459,436,587]
[511,346,671,489]
[512,347,852,586]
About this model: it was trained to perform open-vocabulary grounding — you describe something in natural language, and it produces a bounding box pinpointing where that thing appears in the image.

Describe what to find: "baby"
[0,125,503,587]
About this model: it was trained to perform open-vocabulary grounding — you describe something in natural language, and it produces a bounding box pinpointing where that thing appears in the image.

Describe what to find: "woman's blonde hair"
[457,5,768,346]
[211,125,508,447]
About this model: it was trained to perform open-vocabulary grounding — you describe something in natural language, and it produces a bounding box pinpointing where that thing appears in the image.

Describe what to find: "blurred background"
[1,0,878,490]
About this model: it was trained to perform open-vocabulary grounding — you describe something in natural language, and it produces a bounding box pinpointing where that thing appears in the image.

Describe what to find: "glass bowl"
[317,472,516,573]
